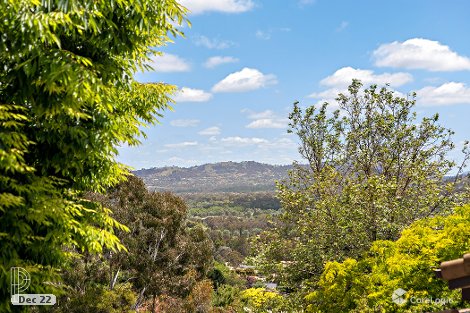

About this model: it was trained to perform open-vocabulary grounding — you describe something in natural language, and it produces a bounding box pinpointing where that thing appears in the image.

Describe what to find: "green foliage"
[186,191,281,266]
[212,284,241,309]
[208,266,227,290]
[240,288,285,312]
[190,205,248,217]
[1,0,187,310]
[88,175,213,309]
[53,283,137,313]
[256,80,469,287]
[306,204,470,312]
[208,262,245,290]
[187,192,281,216]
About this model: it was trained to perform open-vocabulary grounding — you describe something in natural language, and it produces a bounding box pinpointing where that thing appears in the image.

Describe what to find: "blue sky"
[118,0,470,170]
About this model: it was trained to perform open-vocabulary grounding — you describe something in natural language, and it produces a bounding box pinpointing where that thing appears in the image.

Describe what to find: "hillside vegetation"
[134,161,292,193]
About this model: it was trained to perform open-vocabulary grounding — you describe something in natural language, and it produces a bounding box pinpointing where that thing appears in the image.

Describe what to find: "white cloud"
[199,126,221,136]
[373,38,470,72]
[308,87,343,101]
[212,68,277,93]
[242,109,288,129]
[221,136,269,145]
[246,119,287,129]
[147,54,190,73]
[179,0,254,14]
[170,119,200,127]
[416,82,470,106]
[242,109,276,119]
[173,87,213,102]
[308,67,412,108]
[204,56,239,68]
[255,30,271,40]
[319,67,412,88]
[194,35,234,49]
[165,141,199,148]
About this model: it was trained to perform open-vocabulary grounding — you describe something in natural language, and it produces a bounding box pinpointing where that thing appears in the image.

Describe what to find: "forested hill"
[133,161,293,193]
[134,160,469,194]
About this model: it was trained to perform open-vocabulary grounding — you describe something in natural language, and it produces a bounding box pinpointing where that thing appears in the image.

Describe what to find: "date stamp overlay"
[10,267,56,306]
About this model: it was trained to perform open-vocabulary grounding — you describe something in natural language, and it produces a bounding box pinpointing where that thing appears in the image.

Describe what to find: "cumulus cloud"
[179,0,254,14]
[147,54,190,73]
[373,38,470,71]
[170,119,200,127]
[194,35,234,49]
[319,67,412,88]
[173,87,213,102]
[416,82,470,106]
[246,119,286,129]
[204,56,239,68]
[242,109,288,129]
[165,141,199,148]
[198,126,221,136]
[220,136,269,145]
[307,88,343,102]
[242,109,276,119]
[308,67,412,108]
[212,68,277,93]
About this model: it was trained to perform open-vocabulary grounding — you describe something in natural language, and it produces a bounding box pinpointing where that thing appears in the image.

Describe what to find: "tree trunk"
[151,294,157,313]
[133,287,146,310]
[110,268,120,290]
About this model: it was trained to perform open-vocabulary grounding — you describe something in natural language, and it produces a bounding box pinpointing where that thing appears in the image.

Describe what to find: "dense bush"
[240,288,285,312]
[305,204,470,312]
[53,283,136,313]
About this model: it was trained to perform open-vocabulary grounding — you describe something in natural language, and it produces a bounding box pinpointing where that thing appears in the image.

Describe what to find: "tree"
[0,0,187,310]
[86,175,213,311]
[185,279,214,313]
[256,80,469,287]
[305,204,470,313]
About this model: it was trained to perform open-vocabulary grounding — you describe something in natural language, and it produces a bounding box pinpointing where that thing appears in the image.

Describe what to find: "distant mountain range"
[134,161,469,194]
[133,161,293,193]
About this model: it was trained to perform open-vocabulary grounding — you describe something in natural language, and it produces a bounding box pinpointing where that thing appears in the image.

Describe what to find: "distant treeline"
[183,192,281,211]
